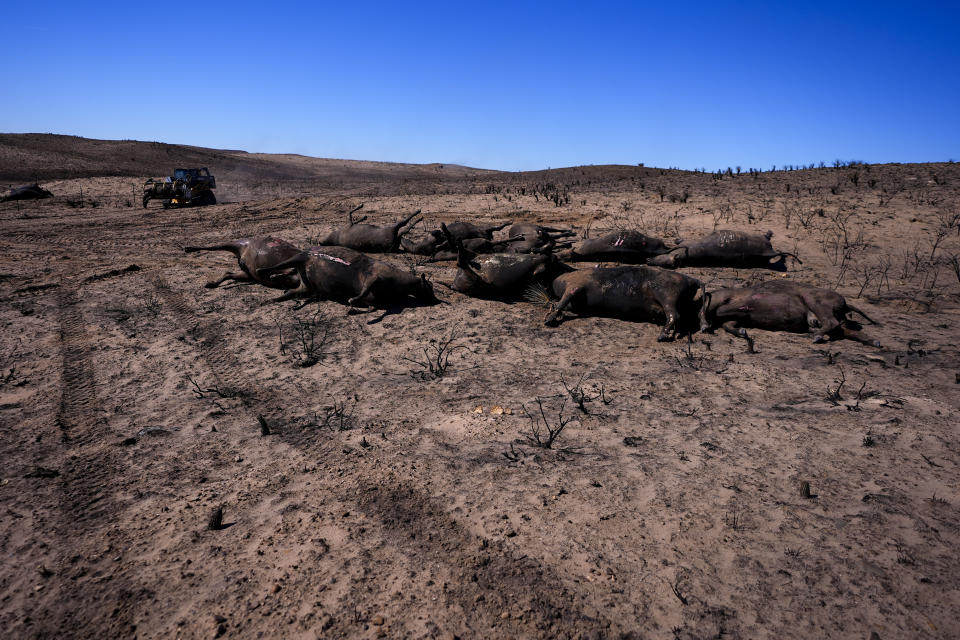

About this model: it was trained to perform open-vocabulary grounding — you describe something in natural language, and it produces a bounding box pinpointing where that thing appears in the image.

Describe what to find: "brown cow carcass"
[447,238,572,299]
[184,236,302,290]
[401,221,512,256]
[702,280,880,350]
[563,230,670,263]
[504,223,576,254]
[258,245,439,311]
[1,184,53,202]
[648,230,799,270]
[317,206,421,253]
[544,265,707,341]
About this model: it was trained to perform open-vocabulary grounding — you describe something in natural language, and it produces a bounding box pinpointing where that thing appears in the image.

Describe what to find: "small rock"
[371,615,384,626]
[234,455,243,463]
[500,611,510,620]
[272,583,282,594]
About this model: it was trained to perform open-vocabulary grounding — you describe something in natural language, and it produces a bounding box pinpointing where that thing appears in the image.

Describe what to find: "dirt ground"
[1,139,959,639]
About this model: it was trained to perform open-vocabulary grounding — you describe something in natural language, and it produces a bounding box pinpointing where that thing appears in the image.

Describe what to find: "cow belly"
[578,289,663,322]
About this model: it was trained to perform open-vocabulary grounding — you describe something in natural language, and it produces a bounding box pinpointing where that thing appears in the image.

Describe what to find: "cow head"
[648,248,684,268]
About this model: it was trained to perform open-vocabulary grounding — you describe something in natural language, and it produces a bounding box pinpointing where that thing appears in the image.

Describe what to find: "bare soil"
[1,136,958,639]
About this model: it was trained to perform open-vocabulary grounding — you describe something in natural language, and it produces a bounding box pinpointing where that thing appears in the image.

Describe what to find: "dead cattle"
[702,280,880,350]
[259,245,439,310]
[424,222,527,261]
[318,205,422,253]
[401,221,512,256]
[505,223,576,254]
[447,239,571,299]
[545,266,706,341]
[564,230,670,263]
[184,236,302,290]
[1,184,53,202]
[648,230,800,270]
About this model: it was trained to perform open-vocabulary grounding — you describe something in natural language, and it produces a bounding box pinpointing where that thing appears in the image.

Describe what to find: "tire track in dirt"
[34,284,143,638]
[150,275,288,424]
[148,278,616,637]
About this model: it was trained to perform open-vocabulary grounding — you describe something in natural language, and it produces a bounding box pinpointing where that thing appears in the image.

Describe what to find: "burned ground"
[1,139,959,639]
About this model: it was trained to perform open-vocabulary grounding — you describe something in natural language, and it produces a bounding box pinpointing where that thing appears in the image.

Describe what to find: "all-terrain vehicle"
[142,168,217,208]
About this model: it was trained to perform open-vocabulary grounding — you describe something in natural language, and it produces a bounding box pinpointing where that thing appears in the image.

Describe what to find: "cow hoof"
[656,334,672,342]
[204,282,217,289]
[873,341,882,348]
[813,335,827,343]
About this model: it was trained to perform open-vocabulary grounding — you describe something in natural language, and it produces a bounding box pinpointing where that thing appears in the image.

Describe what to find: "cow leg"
[841,324,882,348]
[263,285,312,306]
[658,301,680,342]
[544,287,581,326]
[698,289,712,333]
[721,321,754,352]
[801,298,841,340]
[205,271,253,288]
[391,210,423,248]
[347,279,377,309]
[346,306,377,315]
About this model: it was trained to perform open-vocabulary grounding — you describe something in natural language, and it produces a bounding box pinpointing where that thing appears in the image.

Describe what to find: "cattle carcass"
[259,245,439,310]
[446,238,571,299]
[563,230,670,263]
[1,184,53,202]
[648,230,799,270]
[505,223,576,254]
[184,236,302,289]
[318,205,422,253]
[422,222,528,261]
[401,221,512,256]
[544,265,707,341]
[702,280,880,350]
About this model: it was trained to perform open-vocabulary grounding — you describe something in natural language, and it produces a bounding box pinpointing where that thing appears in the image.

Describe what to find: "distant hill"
[0,133,496,184]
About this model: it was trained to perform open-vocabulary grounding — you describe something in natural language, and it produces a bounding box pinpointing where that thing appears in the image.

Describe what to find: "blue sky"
[1,1,958,171]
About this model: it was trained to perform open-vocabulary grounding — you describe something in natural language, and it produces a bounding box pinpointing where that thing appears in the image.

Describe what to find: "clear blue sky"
[2,1,958,171]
